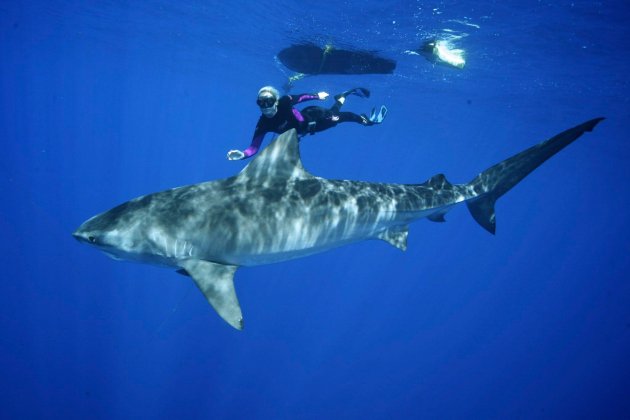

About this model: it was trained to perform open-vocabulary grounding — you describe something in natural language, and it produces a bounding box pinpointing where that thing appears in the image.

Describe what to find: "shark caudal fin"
[466,118,605,234]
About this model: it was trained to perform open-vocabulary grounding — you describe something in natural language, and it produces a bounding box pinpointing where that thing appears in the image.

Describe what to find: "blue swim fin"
[368,105,388,124]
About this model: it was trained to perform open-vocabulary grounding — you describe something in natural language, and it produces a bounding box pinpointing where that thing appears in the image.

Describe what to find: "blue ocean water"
[2,1,629,418]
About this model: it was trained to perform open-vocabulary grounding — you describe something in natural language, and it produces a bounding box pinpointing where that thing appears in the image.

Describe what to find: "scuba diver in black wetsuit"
[227,86,387,160]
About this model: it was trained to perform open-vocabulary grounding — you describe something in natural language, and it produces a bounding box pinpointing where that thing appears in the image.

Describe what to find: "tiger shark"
[73,118,604,330]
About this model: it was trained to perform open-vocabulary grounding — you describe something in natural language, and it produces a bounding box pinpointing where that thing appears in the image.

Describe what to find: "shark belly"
[217,192,422,266]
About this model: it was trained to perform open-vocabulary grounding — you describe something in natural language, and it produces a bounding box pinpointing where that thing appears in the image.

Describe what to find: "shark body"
[73,118,604,330]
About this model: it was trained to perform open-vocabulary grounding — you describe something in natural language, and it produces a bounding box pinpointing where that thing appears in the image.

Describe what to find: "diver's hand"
[227,150,245,161]
[317,91,329,100]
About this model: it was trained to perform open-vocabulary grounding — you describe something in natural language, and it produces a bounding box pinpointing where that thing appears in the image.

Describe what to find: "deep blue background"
[2,1,629,418]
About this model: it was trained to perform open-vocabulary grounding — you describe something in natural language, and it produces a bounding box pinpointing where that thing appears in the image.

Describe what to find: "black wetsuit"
[243,93,367,158]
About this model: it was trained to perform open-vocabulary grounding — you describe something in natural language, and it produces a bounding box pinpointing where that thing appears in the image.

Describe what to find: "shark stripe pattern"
[73,118,604,330]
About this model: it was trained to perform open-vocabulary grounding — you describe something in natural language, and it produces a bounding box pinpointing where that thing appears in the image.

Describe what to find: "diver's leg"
[331,87,371,112]
[334,87,370,102]
[302,106,337,134]
[337,111,371,126]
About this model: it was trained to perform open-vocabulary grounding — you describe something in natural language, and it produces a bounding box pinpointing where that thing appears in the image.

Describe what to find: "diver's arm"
[242,132,264,158]
[227,128,265,161]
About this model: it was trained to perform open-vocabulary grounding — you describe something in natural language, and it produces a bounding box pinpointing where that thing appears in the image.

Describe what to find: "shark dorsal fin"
[239,129,312,181]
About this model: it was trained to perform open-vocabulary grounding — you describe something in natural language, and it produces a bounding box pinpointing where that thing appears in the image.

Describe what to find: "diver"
[226,86,387,160]
[417,39,466,69]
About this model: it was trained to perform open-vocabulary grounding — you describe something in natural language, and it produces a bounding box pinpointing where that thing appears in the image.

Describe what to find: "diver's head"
[421,40,437,54]
[257,86,280,118]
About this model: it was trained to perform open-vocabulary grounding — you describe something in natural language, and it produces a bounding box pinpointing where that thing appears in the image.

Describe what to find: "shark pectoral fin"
[179,259,243,330]
[377,226,409,251]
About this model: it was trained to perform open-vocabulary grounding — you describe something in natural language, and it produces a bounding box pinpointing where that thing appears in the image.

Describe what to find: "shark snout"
[72,229,96,245]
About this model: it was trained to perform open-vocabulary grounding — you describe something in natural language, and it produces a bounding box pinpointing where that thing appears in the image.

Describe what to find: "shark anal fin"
[179,259,243,330]
[377,226,409,251]
[427,213,446,223]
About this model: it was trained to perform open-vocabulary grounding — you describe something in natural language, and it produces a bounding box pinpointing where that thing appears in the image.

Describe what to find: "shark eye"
[88,236,96,243]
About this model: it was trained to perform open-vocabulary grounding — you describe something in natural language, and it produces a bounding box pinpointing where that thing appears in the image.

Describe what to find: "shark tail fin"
[466,117,605,234]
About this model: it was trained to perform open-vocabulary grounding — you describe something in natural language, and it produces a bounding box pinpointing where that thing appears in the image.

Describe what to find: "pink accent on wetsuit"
[241,93,320,159]
[243,135,263,158]
[296,94,318,103]
[292,108,304,122]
